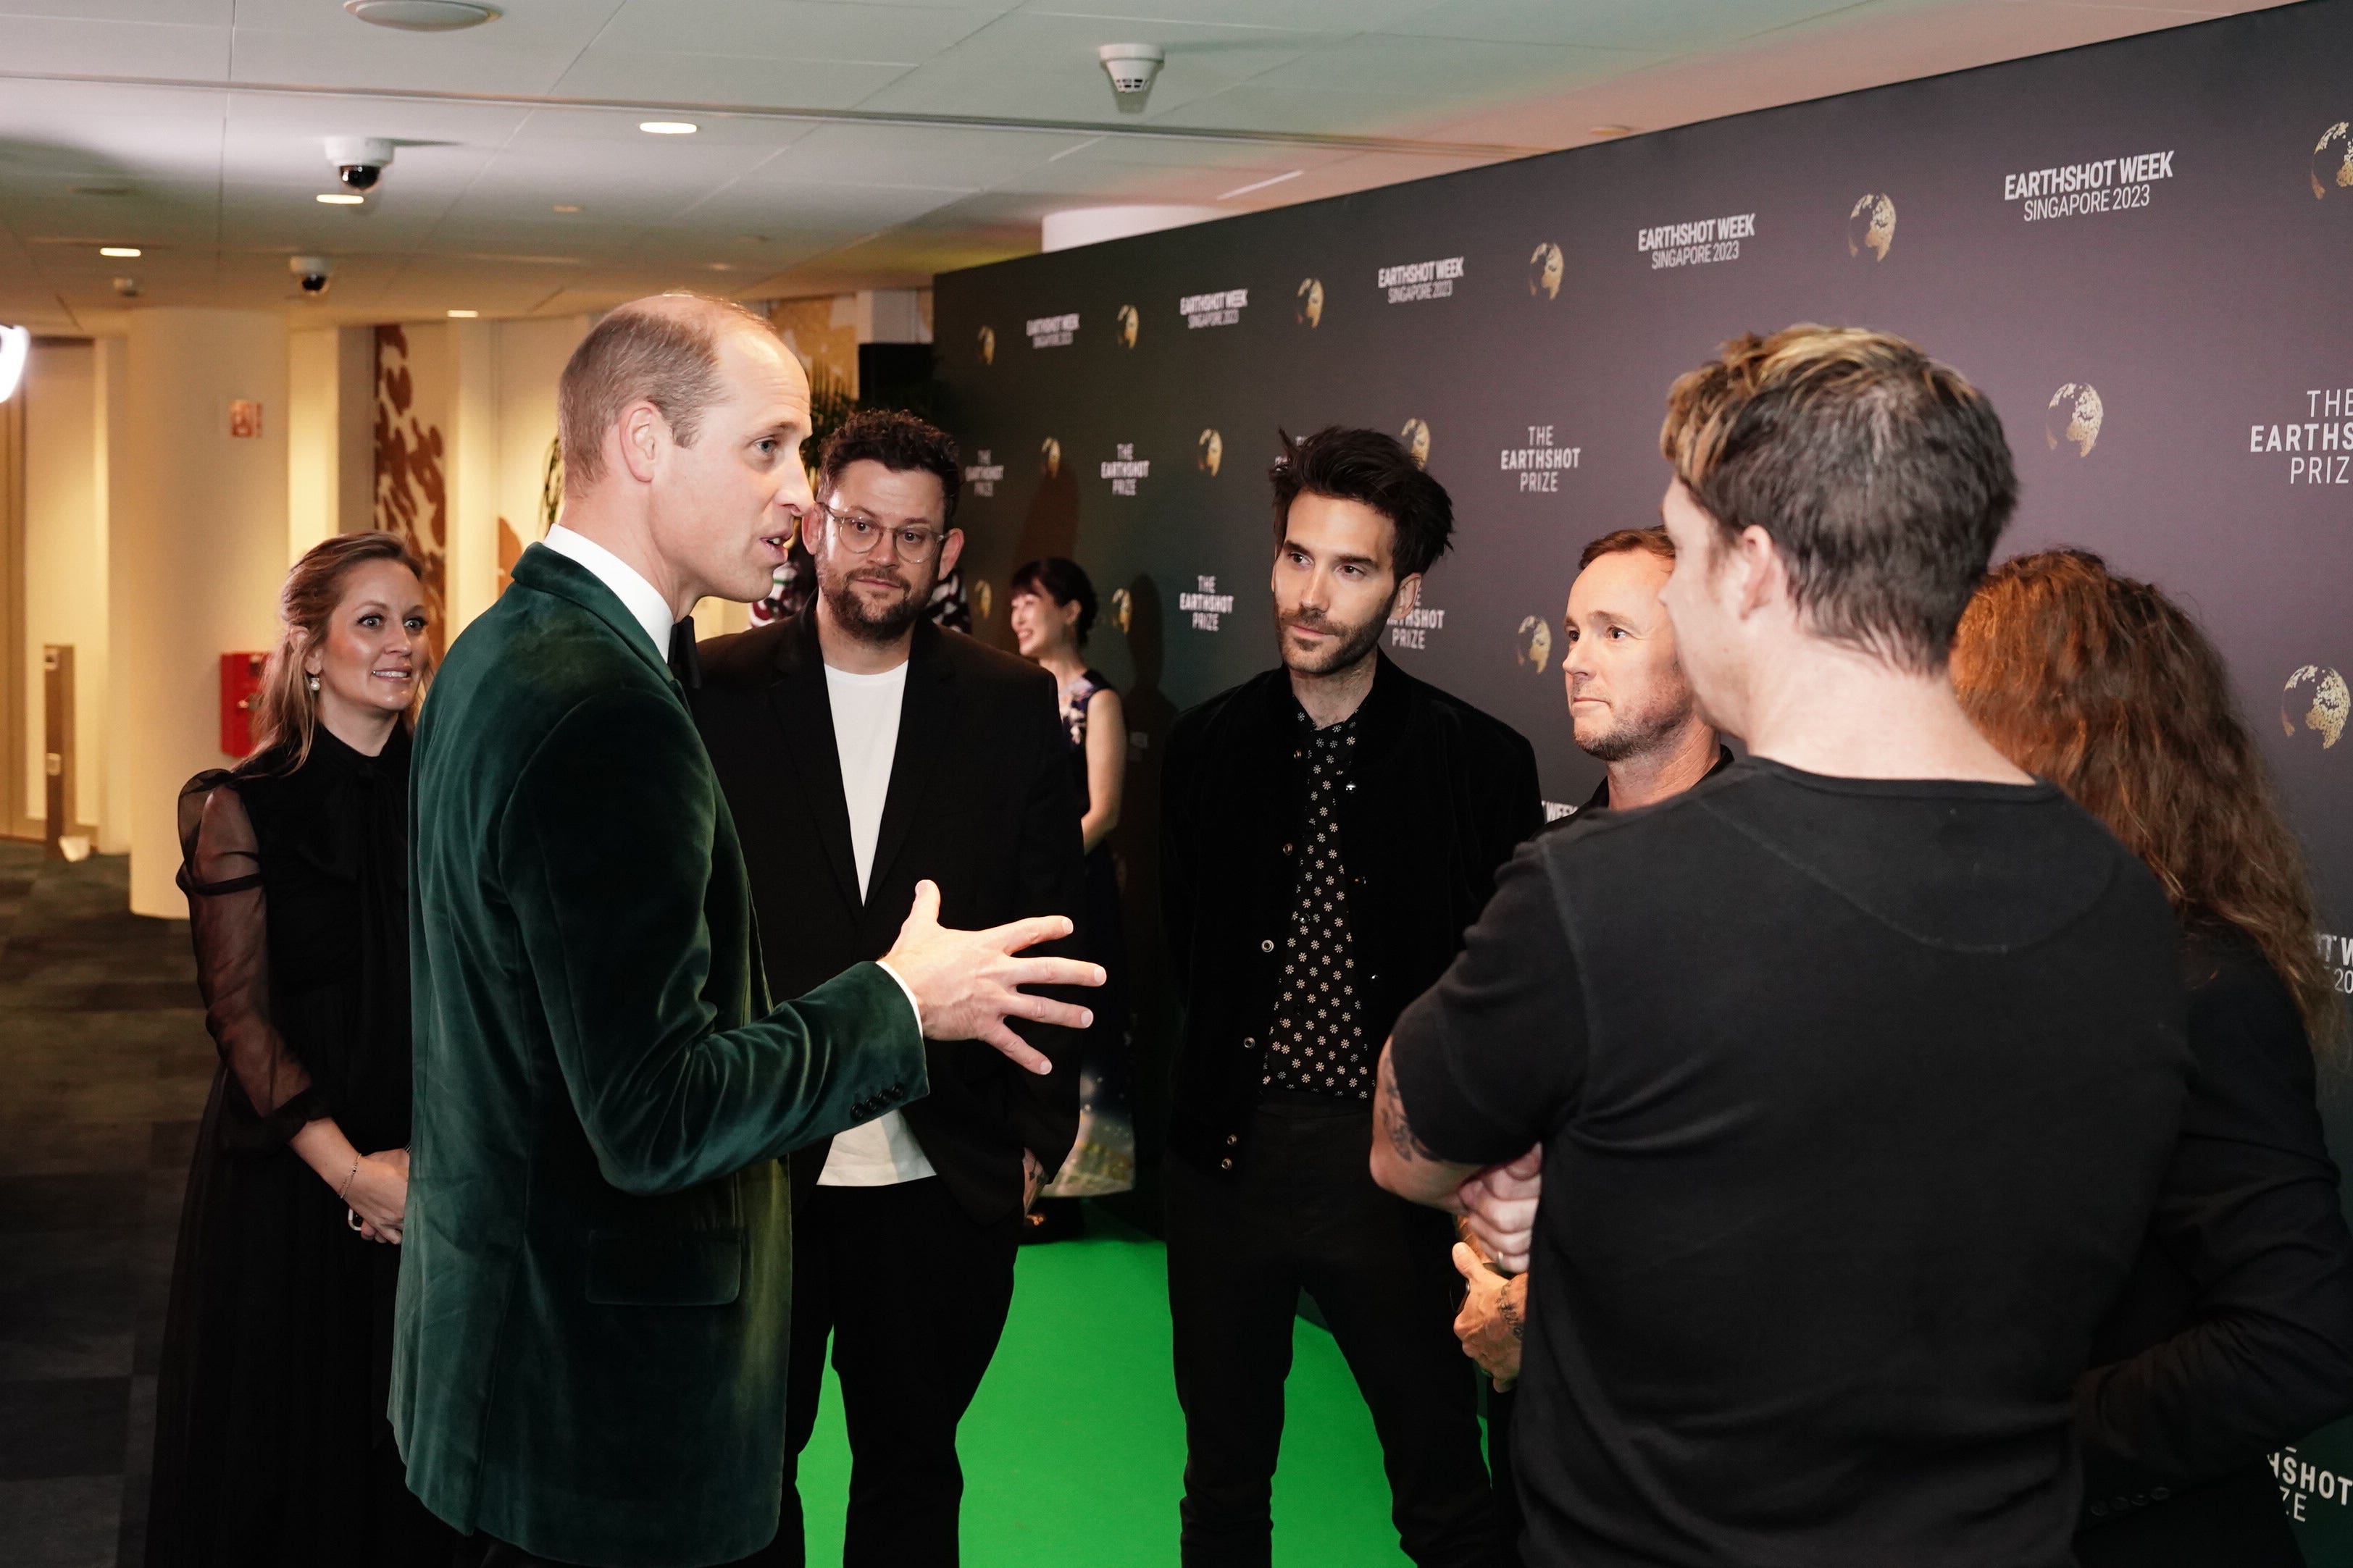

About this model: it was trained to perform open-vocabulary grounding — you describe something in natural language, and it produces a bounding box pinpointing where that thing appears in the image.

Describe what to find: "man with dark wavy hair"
[1374,327,2189,1568]
[1161,425,1541,1567]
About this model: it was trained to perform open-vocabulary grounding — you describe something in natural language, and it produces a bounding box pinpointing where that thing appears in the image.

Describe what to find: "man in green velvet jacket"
[393,295,1100,1568]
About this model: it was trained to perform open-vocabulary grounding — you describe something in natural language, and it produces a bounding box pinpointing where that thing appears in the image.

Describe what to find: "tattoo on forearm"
[1378,1055,1436,1163]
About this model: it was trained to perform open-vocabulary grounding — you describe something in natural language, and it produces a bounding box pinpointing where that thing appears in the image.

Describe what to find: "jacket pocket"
[583,1228,745,1307]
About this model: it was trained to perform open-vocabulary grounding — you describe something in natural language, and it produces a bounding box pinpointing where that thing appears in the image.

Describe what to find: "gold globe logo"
[1116,303,1140,348]
[973,580,993,623]
[2044,383,2104,457]
[1846,193,1897,260]
[1295,277,1324,328]
[977,324,995,364]
[1040,437,1061,478]
[2314,122,2352,200]
[1198,428,1223,476]
[1109,587,1134,636]
[1515,615,1553,674]
[2284,665,2349,748]
[1528,242,1563,298]
[1399,418,1431,469]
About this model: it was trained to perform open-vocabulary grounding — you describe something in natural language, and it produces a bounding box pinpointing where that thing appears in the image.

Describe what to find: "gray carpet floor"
[0,841,212,1568]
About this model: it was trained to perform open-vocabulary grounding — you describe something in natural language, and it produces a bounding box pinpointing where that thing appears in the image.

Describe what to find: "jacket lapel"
[766,611,862,913]
[511,542,677,696]
[866,619,956,913]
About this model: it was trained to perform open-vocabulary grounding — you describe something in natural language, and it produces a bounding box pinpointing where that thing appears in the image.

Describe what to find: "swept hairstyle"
[247,532,432,773]
[1660,324,2018,672]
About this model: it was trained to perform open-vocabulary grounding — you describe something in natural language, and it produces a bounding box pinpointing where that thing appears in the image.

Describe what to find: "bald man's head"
[557,293,784,495]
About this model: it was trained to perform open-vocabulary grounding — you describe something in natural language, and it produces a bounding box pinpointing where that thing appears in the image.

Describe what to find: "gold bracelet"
[338,1157,359,1204]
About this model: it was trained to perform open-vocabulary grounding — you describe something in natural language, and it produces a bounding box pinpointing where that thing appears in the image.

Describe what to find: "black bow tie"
[668,619,701,691]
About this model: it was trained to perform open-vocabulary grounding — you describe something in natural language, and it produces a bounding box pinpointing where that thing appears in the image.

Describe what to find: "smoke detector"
[1098,43,1164,97]
[345,1,499,30]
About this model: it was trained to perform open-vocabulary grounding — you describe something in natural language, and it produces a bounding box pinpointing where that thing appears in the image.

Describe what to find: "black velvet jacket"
[1160,651,1542,1178]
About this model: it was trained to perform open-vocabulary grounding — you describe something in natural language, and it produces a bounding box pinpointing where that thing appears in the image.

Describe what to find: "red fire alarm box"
[220,653,267,757]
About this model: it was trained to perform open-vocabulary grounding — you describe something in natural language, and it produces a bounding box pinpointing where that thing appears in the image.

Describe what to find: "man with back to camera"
[395,295,1101,1568]
[1160,425,1542,1567]
[1451,524,1729,1559]
[1371,325,2191,1567]
[689,408,1085,1567]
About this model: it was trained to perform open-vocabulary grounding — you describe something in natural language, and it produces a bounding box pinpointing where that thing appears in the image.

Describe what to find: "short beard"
[820,564,931,645]
[1276,598,1389,677]
[1576,689,1697,764]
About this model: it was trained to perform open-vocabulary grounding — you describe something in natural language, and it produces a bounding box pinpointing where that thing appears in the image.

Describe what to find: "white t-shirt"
[816,659,935,1187]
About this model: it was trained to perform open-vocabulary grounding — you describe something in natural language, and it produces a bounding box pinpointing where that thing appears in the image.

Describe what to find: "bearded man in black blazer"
[692,409,1085,1568]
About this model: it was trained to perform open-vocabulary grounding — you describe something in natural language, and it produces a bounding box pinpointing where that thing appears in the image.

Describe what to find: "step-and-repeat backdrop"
[934,1,2353,1546]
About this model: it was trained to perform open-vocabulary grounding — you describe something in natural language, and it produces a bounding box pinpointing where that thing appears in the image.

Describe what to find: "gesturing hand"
[1452,1242,1525,1389]
[882,880,1103,1074]
[1457,1144,1542,1273]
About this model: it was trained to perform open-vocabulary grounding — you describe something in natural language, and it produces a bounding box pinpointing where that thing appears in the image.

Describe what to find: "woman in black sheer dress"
[1954,550,2353,1567]
[149,532,456,1567]
[1009,558,1134,1238]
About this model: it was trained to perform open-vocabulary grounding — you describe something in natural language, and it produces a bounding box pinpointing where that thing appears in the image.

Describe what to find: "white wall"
[20,340,105,834]
[113,310,289,917]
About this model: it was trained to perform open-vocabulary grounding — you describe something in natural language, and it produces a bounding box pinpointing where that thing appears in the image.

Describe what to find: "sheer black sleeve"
[177,777,324,1146]
[2074,936,2353,1488]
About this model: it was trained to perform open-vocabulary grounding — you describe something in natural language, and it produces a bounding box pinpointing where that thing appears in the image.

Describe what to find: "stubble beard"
[821,561,931,645]
[1276,600,1388,678]
[1575,684,1698,764]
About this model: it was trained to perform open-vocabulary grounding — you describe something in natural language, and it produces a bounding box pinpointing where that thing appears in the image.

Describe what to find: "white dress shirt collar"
[541,524,676,658]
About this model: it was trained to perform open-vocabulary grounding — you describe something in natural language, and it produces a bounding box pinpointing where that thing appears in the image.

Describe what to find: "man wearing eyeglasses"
[691,408,1087,1567]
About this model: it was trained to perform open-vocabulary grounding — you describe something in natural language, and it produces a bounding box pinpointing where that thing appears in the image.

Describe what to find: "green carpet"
[794,1214,1419,1566]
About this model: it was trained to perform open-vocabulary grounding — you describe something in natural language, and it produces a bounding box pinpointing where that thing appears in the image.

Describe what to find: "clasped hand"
[1456,1143,1541,1274]
[882,880,1104,1073]
[349,1146,409,1245]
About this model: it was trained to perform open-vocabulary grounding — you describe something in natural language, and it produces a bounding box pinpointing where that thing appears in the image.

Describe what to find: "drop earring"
[307,673,321,694]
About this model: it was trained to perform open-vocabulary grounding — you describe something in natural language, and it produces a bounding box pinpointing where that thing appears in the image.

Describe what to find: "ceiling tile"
[591,1,998,62]
[550,51,917,111]
[0,14,230,77]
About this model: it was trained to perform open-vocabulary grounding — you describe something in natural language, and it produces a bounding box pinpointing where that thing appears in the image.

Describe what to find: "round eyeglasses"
[814,503,947,563]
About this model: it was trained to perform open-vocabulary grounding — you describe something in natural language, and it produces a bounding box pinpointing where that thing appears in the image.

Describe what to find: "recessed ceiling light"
[447,309,479,318]
[99,246,141,258]
[1218,169,1303,201]
[639,121,698,135]
[552,204,582,213]
[345,1,499,30]
[317,193,367,205]
[1589,125,1635,138]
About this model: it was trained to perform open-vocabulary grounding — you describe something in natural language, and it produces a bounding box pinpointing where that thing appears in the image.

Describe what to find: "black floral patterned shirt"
[1263,705,1371,1098]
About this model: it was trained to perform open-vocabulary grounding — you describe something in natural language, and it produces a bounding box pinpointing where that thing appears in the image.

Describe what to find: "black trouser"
[1487,1386,1525,1567]
[1166,1093,1500,1568]
[753,1176,1021,1568]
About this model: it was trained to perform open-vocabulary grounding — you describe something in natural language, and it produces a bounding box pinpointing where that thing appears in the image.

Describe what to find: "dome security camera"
[291,254,335,295]
[1098,43,1163,97]
[325,136,396,192]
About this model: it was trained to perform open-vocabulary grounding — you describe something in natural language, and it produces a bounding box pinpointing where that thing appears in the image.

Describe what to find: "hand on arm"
[1458,1146,1544,1275]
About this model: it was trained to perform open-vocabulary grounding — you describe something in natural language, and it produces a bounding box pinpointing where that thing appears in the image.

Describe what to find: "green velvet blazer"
[391,544,927,1567]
